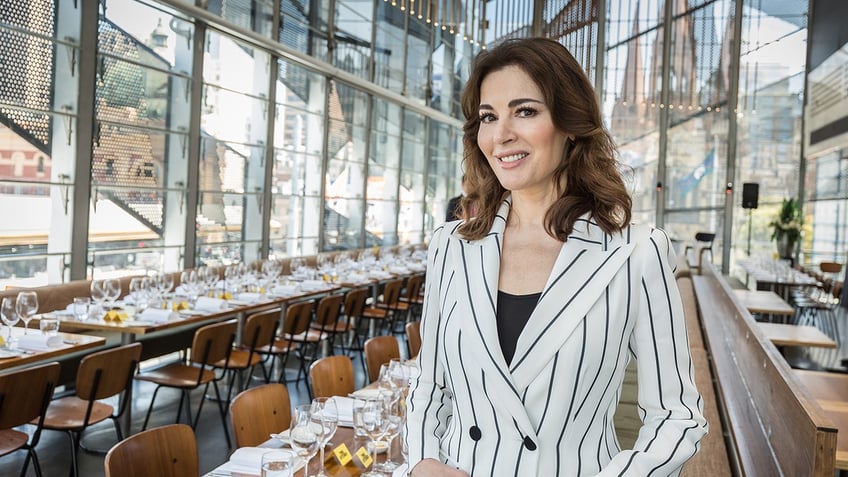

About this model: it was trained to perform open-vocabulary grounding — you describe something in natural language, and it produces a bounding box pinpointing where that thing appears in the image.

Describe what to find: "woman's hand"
[409,458,470,477]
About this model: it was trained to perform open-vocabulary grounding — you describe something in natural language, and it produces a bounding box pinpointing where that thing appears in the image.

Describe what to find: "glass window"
[89,0,194,278]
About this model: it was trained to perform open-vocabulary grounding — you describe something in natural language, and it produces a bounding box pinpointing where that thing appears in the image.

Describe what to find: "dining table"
[756,322,837,348]
[793,369,848,470]
[0,326,106,371]
[733,289,796,318]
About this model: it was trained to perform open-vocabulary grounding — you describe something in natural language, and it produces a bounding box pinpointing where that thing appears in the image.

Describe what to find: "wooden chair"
[135,320,237,448]
[309,294,349,354]
[364,335,400,383]
[259,300,316,392]
[40,342,142,477]
[310,355,355,399]
[229,383,292,448]
[398,274,425,322]
[0,361,60,477]
[104,424,198,477]
[215,308,280,403]
[405,320,422,359]
[352,280,404,353]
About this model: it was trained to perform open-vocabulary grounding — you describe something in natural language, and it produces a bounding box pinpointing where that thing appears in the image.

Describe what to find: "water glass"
[73,297,90,321]
[38,315,59,336]
[261,449,298,477]
[290,405,319,474]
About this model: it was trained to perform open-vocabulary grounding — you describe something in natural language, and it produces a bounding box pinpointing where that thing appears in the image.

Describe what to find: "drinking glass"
[103,278,121,309]
[39,316,59,336]
[15,291,38,335]
[261,449,299,477]
[0,297,18,344]
[129,277,150,312]
[90,280,108,315]
[73,297,90,321]
[353,398,388,477]
[310,397,338,477]
[290,405,319,476]
[374,394,405,473]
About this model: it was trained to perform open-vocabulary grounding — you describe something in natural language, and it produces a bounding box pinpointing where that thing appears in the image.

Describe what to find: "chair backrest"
[404,275,424,301]
[694,232,715,243]
[190,320,237,366]
[310,355,355,398]
[241,308,280,350]
[313,294,343,329]
[820,261,842,274]
[229,383,292,448]
[104,423,198,477]
[405,320,422,359]
[364,335,400,383]
[0,361,60,429]
[343,288,369,318]
[76,342,142,401]
[381,279,404,308]
[282,300,314,336]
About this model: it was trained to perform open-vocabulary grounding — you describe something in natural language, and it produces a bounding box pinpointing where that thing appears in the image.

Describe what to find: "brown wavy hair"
[457,37,631,241]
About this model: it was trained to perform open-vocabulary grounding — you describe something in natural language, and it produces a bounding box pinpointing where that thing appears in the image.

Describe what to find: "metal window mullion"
[595,0,607,104]
[260,0,282,259]
[722,0,744,273]
[421,116,431,243]
[360,95,374,249]
[317,80,332,252]
[396,109,406,244]
[183,21,206,270]
[654,0,674,230]
[370,0,378,84]
[69,0,99,281]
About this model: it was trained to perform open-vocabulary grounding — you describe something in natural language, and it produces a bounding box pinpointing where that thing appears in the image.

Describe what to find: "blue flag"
[677,149,715,195]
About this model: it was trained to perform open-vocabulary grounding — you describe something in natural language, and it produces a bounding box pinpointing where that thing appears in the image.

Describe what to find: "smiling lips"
[498,152,528,163]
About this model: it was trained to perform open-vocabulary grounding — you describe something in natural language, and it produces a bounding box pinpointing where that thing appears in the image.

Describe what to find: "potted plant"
[769,197,802,260]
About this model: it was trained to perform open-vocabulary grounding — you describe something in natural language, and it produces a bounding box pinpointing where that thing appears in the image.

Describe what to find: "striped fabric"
[406,197,707,477]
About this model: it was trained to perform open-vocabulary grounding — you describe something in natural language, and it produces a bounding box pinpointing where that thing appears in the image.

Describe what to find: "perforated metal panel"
[0,0,55,154]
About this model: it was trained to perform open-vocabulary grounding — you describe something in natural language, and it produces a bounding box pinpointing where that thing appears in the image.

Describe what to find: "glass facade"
[0,0,837,286]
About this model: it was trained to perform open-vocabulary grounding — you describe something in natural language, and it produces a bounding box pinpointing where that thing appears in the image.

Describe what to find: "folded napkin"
[300,280,326,291]
[328,396,356,427]
[392,463,409,477]
[389,266,410,274]
[368,270,392,279]
[193,296,227,312]
[236,292,262,303]
[17,334,63,351]
[346,273,368,283]
[271,285,297,296]
[221,447,303,475]
[137,308,178,323]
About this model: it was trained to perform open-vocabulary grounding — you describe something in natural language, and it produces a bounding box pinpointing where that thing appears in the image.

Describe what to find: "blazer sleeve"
[405,225,454,471]
[598,227,708,476]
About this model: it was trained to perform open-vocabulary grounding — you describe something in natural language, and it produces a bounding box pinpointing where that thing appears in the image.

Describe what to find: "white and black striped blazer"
[406,197,707,477]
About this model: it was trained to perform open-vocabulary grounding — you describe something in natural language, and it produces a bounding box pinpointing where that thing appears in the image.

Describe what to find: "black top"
[496,290,542,365]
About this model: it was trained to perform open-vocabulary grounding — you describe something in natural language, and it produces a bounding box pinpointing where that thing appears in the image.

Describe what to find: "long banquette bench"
[680,262,837,476]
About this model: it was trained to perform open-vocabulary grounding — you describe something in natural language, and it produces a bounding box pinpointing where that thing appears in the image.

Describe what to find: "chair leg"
[66,431,80,477]
[141,385,164,431]
[21,447,42,477]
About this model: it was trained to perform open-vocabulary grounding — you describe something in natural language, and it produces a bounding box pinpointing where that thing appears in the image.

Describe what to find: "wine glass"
[103,278,121,309]
[90,280,108,316]
[290,404,319,475]
[310,397,338,477]
[374,393,406,473]
[353,398,388,477]
[1,297,18,344]
[15,291,38,335]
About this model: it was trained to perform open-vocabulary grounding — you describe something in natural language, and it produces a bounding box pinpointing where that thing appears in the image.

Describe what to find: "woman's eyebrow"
[478,98,544,110]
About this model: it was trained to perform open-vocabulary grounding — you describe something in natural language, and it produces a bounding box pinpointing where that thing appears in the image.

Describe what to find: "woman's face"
[477,65,569,197]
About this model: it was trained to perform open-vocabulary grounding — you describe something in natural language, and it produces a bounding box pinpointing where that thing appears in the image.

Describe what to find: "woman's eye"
[478,113,496,123]
[517,107,537,118]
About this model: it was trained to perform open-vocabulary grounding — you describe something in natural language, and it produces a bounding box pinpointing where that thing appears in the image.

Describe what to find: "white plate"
[0,349,24,359]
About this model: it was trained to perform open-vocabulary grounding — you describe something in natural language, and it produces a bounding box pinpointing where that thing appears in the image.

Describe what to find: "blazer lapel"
[449,197,538,435]
[509,220,637,389]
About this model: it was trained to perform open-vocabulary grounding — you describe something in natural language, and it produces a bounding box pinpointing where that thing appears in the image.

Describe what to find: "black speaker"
[742,183,759,209]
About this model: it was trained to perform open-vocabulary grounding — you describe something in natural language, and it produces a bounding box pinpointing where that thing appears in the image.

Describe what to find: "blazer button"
[469,426,482,441]
[523,436,537,451]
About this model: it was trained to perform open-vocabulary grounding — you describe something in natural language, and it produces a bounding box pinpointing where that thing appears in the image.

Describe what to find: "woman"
[406,38,707,477]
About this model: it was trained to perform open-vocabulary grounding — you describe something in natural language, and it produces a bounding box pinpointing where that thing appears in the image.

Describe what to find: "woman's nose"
[493,118,516,144]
